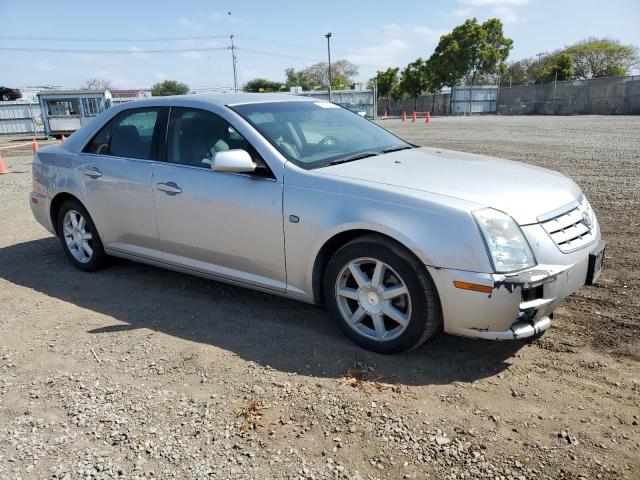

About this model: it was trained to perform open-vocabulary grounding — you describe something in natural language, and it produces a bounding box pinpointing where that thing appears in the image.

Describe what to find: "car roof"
[155,93,317,106]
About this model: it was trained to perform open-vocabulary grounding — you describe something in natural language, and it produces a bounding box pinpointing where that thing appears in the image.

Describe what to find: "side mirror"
[212,149,256,173]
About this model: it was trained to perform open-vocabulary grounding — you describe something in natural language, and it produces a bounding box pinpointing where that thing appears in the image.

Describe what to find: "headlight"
[473,208,536,273]
[578,193,595,226]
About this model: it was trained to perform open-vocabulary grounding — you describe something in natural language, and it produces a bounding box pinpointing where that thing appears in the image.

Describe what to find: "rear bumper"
[427,240,601,340]
[30,191,55,235]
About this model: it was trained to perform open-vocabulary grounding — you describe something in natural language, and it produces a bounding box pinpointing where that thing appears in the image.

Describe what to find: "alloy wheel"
[62,210,94,263]
[335,257,412,342]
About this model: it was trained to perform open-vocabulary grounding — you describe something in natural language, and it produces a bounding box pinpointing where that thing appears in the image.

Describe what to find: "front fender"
[283,165,492,300]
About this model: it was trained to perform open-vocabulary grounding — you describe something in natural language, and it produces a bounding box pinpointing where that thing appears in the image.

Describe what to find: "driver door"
[152,107,286,291]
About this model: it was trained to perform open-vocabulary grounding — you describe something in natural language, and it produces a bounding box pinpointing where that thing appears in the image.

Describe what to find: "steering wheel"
[319,135,339,146]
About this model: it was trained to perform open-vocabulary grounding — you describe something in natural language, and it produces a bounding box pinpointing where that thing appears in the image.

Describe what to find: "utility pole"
[325,32,332,101]
[229,35,238,92]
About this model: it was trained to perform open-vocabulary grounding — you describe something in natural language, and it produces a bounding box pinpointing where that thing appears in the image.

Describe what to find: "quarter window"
[110,108,160,160]
[167,107,262,169]
[84,117,114,155]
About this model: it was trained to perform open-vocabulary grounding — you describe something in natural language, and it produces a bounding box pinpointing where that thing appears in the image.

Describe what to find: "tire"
[57,199,107,271]
[324,234,441,354]
[1,94,10,101]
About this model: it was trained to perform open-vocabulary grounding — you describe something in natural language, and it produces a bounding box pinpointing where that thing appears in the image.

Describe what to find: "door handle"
[82,167,102,178]
[156,182,182,195]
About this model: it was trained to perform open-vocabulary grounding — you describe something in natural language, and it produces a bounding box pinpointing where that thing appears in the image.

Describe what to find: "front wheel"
[324,235,441,354]
[57,199,107,271]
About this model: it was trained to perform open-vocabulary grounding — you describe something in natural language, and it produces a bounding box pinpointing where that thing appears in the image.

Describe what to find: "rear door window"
[110,108,160,160]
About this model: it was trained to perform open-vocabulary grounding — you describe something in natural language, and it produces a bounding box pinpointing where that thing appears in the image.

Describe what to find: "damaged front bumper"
[426,241,604,340]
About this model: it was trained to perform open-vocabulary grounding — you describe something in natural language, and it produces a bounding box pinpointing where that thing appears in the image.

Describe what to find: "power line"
[0,34,230,42]
[0,47,229,54]
[238,47,322,63]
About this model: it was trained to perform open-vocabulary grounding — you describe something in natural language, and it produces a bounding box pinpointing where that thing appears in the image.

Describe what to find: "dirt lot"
[0,116,638,480]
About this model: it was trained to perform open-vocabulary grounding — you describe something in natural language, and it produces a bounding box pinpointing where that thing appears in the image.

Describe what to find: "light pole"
[325,32,332,101]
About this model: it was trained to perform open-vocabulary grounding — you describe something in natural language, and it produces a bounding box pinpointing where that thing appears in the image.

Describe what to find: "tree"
[427,18,513,90]
[371,67,400,112]
[285,68,314,91]
[499,61,530,86]
[527,52,575,83]
[399,58,429,110]
[244,78,283,93]
[564,38,638,79]
[151,80,189,96]
[285,60,359,90]
[83,78,112,91]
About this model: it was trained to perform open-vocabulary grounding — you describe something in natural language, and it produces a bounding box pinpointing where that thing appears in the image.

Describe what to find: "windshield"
[230,101,412,169]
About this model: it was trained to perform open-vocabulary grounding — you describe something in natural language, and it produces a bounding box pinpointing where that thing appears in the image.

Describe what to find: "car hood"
[316,147,581,225]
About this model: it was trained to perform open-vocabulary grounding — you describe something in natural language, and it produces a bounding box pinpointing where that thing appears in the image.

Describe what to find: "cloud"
[154,72,167,80]
[456,0,528,23]
[453,8,473,17]
[346,38,411,68]
[180,51,207,59]
[35,61,55,72]
[130,46,149,59]
[459,0,528,5]
[178,16,205,31]
[345,22,445,73]
[492,5,522,22]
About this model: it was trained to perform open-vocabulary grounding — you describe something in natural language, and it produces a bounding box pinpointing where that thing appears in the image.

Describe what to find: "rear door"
[75,107,167,260]
[151,106,286,291]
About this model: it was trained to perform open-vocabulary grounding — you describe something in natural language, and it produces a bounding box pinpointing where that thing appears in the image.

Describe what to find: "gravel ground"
[0,116,639,479]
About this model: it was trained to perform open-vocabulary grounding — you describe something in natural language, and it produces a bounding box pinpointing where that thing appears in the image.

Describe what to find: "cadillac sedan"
[30,94,605,353]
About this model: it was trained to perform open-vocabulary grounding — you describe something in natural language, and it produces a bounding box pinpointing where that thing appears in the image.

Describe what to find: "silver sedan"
[30,94,605,353]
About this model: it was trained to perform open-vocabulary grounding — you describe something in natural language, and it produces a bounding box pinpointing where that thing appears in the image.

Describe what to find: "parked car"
[30,94,605,353]
[335,102,367,116]
[0,86,22,101]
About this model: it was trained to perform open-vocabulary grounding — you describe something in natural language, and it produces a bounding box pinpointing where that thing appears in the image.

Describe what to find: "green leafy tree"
[428,18,513,90]
[527,52,575,83]
[285,68,314,91]
[371,67,400,112]
[399,58,429,110]
[285,60,359,90]
[244,78,283,93]
[499,61,530,86]
[151,80,189,96]
[564,38,638,79]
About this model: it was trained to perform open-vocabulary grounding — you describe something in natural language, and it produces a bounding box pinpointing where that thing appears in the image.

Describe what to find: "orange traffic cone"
[425,111,431,124]
[402,111,407,121]
[383,111,388,119]
[61,134,66,143]
[0,152,8,174]
[412,111,417,122]
[32,138,39,153]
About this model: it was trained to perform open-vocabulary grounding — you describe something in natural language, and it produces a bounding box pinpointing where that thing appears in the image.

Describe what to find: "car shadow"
[0,238,529,386]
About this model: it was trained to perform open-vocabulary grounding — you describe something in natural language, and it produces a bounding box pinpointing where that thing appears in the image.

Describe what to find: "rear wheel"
[1,94,10,101]
[324,235,441,354]
[57,199,107,271]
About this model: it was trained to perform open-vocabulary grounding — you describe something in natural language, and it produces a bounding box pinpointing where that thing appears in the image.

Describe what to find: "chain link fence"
[377,75,640,117]
[377,93,451,116]
[497,75,640,115]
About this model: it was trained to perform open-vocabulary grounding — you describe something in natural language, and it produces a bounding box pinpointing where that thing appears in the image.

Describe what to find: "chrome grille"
[540,204,595,253]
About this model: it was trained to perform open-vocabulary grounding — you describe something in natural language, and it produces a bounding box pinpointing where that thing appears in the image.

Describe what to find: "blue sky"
[1,0,638,90]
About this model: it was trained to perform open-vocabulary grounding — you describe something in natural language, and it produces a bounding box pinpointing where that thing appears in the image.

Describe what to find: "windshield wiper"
[382,145,413,153]
[328,151,380,166]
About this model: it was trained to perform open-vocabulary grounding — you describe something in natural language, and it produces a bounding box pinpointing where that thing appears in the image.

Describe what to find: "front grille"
[540,204,595,253]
